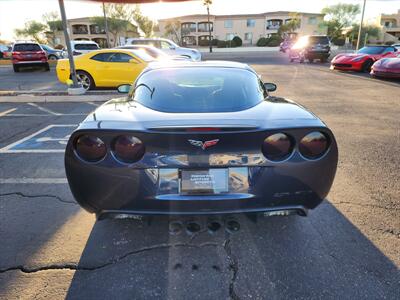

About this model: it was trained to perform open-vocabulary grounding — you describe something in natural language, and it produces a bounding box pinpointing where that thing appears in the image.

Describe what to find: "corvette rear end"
[65,62,338,218]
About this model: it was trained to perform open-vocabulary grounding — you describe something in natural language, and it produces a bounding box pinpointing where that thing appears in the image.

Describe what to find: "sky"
[0,0,399,41]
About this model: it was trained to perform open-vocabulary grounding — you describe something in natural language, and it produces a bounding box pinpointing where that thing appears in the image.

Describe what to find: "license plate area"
[179,169,229,195]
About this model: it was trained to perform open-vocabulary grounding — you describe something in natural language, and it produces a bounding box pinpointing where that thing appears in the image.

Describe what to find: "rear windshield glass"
[309,36,329,44]
[358,46,386,54]
[74,44,99,50]
[132,68,264,113]
[13,44,41,51]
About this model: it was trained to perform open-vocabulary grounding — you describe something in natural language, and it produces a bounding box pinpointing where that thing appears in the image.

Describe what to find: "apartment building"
[49,17,142,48]
[378,9,400,42]
[157,11,326,46]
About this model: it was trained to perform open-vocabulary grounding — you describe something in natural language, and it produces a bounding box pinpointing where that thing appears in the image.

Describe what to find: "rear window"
[74,43,99,50]
[13,44,41,51]
[132,68,264,113]
[309,36,329,44]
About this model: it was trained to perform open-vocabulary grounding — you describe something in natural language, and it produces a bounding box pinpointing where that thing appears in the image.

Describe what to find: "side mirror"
[264,82,277,92]
[117,84,131,94]
[169,46,176,50]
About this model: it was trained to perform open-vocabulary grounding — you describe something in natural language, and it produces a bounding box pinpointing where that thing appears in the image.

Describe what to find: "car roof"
[363,45,393,47]
[71,41,98,44]
[144,60,255,73]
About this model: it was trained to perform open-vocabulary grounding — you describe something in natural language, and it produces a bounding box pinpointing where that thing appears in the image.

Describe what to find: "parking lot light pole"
[356,0,367,50]
[58,0,80,89]
[102,2,111,48]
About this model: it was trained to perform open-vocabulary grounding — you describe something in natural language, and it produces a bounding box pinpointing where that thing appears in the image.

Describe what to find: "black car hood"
[78,96,325,131]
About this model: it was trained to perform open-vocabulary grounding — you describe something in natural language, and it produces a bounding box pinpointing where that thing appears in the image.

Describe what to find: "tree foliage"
[347,24,381,47]
[322,3,360,40]
[278,13,301,37]
[43,12,62,46]
[15,21,47,43]
[164,21,182,45]
[90,16,133,47]
[132,5,154,38]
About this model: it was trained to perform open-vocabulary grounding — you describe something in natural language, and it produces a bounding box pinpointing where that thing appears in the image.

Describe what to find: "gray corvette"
[65,61,338,218]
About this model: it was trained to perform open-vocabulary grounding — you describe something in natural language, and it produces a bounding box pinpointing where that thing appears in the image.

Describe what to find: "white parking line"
[0,124,76,153]
[0,108,17,117]
[0,178,68,184]
[27,102,61,116]
[88,101,99,107]
[5,113,87,117]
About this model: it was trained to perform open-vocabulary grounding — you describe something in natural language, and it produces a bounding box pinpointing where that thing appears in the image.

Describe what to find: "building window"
[247,19,256,27]
[266,19,282,30]
[90,24,105,35]
[308,17,317,25]
[72,24,89,34]
[244,32,253,41]
[224,20,233,28]
[198,35,212,46]
[198,22,213,32]
[181,22,197,33]
[226,33,235,41]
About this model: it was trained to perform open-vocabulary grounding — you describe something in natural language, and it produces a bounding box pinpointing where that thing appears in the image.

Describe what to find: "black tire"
[76,70,95,90]
[48,54,58,61]
[13,65,19,72]
[361,59,373,73]
[44,63,50,71]
[0,52,3,59]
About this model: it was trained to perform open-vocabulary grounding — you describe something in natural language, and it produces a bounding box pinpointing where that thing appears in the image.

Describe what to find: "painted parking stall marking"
[0,108,17,117]
[0,124,76,153]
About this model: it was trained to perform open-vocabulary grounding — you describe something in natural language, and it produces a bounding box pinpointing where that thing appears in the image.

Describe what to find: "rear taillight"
[75,135,106,162]
[262,133,294,161]
[299,131,329,159]
[112,135,145,163]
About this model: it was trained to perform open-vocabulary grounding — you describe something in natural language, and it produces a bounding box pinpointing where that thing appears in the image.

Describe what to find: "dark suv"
[12,42,49,72]
[289,35,331,63]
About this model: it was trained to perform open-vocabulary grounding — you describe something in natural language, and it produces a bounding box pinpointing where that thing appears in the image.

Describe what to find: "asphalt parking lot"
[0,52,399,299]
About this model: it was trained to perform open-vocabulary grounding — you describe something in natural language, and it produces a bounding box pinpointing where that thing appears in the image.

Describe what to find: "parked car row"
[282,35,399,79]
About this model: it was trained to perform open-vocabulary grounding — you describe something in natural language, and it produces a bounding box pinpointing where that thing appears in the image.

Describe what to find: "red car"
[330,45,397,72]
[11,42,49,72]
[370,54,400,79]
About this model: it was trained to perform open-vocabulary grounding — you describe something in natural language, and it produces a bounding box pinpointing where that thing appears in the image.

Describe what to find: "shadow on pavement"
[65,200,399,299]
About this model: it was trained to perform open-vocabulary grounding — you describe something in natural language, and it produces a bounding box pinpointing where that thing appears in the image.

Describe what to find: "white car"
[125,38,201,61]
[70,41,100,56]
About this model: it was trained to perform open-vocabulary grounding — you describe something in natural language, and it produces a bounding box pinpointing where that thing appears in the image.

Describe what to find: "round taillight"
[112,135,145,163]
[299,131,329,159]
[75,135,106,162]
[262,133,293,161]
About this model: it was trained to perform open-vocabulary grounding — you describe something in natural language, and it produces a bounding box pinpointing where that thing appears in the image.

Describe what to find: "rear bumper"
[12,60,48,65]
[65,147,338,216]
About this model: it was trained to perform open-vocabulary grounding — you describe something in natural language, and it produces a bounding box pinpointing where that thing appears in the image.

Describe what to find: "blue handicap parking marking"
[0,125,76,153]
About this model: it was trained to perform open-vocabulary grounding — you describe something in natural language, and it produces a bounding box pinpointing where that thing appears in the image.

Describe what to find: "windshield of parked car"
[132,67,264,113]
[13,43,41,51]
[126,49,156,62]
[358,46,386,54]
[74,43,99,50]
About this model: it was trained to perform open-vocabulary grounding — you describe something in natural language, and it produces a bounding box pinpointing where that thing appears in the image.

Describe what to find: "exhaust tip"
[207,220,222,233]
[225,219,240,233]
[186,221,201,234]
[169,220,183,235]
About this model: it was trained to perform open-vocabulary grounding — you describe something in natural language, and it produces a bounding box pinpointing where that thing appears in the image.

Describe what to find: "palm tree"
[203,0,212,53]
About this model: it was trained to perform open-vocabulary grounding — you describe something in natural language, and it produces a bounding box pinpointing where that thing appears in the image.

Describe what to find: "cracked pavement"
[0,52,399,299]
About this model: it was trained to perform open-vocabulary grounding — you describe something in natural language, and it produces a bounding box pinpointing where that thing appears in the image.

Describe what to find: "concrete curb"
[0,90,118,96]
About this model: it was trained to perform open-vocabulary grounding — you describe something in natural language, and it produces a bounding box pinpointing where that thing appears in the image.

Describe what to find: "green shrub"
[198,39,211,47]
[256,37,267,47]
[217,40,227,48]
[227,39,238,48]
[385,40,394,45]
[232,36,242,47]
[266,34,283,47]
[212,39,219,46]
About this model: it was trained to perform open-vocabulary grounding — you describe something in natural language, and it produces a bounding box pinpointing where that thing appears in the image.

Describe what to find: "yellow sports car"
[56,49,155,90]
